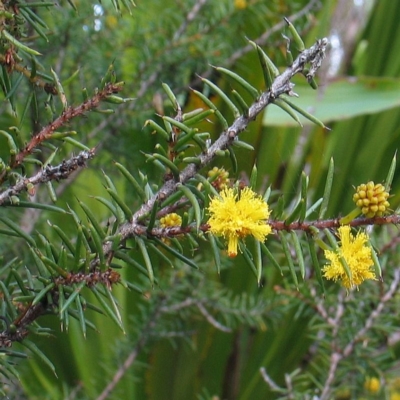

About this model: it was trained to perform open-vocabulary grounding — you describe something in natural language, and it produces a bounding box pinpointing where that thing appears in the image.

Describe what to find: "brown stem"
[92,37,329,269]
[0,82,123,183]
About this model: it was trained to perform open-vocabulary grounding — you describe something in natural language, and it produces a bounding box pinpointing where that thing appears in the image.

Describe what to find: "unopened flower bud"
[353,181,390,218]
[160,213,182,228]
[208,167,229,191]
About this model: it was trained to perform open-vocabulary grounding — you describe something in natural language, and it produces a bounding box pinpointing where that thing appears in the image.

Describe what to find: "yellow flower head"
[364,377,380,394]
[353,181,390,218]
[160,213,182,228]
[208,167,229,191]
[207,187,271,257]
[323,225,375,289]
[234,0,247,10]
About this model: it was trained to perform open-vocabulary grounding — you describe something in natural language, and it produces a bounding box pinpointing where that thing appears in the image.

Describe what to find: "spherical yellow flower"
[234,0,247,10]
[364,377,380,393]
[322,225,375,289]
[353,181,390,218]
[208,187,271,257]
[160,213,182,228]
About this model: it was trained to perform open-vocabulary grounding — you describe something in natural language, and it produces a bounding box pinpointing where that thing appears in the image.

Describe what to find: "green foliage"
[0,1,400,399]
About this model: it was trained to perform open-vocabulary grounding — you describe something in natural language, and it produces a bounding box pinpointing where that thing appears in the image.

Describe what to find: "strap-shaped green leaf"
[162,83,180,111]
[284,17,305,51]
[307,235,325,293]
[192,89,228,130]
[385,152,396,192]
[254,238,263,286]
[58,284,68,330]
[215,66,259,99]
[92,286,125,333]
[79,200,106,239]
[59,281,86,314]
[183,109,214,126]
[0,217,36,247]
[291,231,305,280]
[50,68,67,109]
[249,164,258,190]
[260,243,282,276]
[136,237,154,286]
[144,119,170,141]
[106,187,132,220]
[175,128,200,150]
[39,253,69,278]
[2,30,41,56]
[305,198,323,218]
[19,7,48,41]
[201,77,240,119]
[177,183,202,232]
[93,196,121,223]
[11,269,30,296]
[299,172,308,223]
[319,157,334,219]
[88,223,106,269]
[231,90,250,117]
[114,250,153,280]
[279,231,298,287]
[231,139,254,151]
[75,294,86,338]
[280,96,328,129]
[49,223,75,255]
[285,199,304,225]
[370,244,382,279]
[0,130,18,155]
[0,281,17,319]
[149,153,180,180]
[32,282,55,306]
[153,238,198,269]
[227,146,238,174]
[21,340,56,376]
[195,174,219,197]
[239,242,258,279]
[272,99,303,127]
[147,243,173,268]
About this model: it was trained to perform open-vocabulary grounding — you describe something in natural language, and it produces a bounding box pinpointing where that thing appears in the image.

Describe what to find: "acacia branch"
[0,83,123,183]
[86,214,400,242]
[93,37,328,268]
[0,149,95,205]
[0,268,121,348]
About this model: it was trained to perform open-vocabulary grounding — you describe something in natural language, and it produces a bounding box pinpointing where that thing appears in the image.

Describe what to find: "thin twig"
[0,149,95,205]
[260,367,283,391]
[173,0,208,41]
[0,83,122,183]
[342,268,400,357]
[84,214,400,241]
[197,302,232,333]
[96,297,166,400]
[319,270,400,400]
[319,291,345,400]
